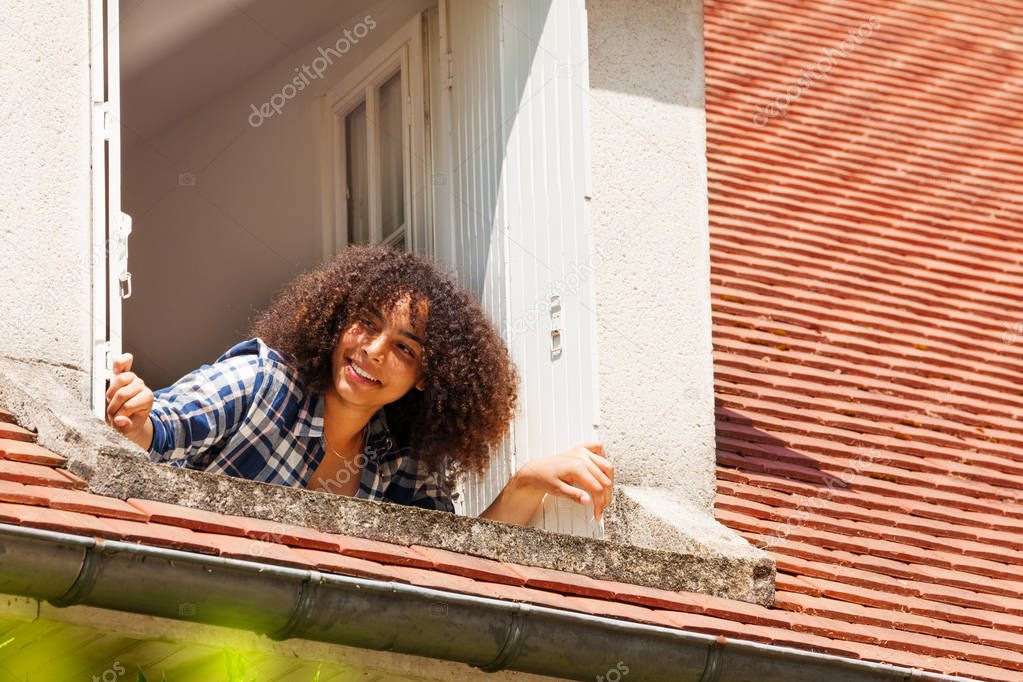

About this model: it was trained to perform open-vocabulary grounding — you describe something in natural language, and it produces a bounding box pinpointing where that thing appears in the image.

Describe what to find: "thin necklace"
[324,422,369,460]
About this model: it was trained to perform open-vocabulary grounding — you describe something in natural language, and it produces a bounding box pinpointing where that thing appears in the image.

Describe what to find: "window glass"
[345,102,369,244]
[378,71,405,236]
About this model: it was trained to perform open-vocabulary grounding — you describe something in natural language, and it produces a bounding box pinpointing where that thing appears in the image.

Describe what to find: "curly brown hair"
[249,244,518,485]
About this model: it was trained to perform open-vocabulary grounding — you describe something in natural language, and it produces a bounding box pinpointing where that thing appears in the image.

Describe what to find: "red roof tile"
[0,422,36,443]
[705,0,1023,678]
[410,544,526,586]
[99,518,224,555]
[0,438,67,467]
[0,459,85,489]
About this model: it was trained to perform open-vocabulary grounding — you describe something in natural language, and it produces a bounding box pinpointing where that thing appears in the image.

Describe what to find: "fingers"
[110,388,153,432]
[582,457,612,488]
[118,390,151,417]
[579,444,614,521]
[565,464,608,522]
[585,449,614,510]
[551,479,592,507]
[106,375,145,424]
[585,447,613,476]
[105,371,136,403]
[111,352,133,375]
[533,443,615,522]
[581,458,613,519]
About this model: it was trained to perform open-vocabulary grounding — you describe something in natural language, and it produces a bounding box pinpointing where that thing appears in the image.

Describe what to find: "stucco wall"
[0,0,93,398]
[587,0,716,510]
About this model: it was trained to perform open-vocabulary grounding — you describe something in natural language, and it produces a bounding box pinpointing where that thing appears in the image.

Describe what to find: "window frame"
[319,14,430,259]
[90,0,130,418]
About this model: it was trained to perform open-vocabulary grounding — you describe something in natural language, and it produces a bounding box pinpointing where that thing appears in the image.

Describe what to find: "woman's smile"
[345,358,381,387]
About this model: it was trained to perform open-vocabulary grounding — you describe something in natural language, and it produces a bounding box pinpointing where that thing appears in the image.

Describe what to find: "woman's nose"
[364,332,388,359]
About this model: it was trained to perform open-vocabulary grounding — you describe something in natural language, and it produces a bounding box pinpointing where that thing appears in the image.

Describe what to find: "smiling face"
[329,294,429,410]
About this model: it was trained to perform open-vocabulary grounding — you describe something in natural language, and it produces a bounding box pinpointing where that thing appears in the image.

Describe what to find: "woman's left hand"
[516,443,614,522]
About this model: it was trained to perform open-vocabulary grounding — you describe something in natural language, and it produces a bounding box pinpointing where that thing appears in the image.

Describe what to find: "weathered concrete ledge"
[605,486,774,605]
[0,357,774,605]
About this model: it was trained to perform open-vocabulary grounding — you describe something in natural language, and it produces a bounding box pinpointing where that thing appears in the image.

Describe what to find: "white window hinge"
[118,272,132,299]
[550,294,563,358]
[96,340,113,377]
[93,101,113,140]
[118,211,133,243]
[118,212,133,299]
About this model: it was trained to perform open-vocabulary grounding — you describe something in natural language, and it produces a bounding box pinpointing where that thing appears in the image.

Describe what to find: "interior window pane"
[345,102,369,245]
[378,71,405,240]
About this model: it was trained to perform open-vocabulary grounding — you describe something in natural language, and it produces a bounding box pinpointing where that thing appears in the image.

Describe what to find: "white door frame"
[90,0,131,418]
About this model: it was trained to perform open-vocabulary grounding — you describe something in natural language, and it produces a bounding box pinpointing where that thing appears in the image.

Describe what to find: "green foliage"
[222,649,257,682]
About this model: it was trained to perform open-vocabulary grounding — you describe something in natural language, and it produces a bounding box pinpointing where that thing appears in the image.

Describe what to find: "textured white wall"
[0,0,93,397]
[587,0,716,510]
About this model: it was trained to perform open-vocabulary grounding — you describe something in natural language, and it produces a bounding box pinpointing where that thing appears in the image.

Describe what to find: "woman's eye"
[399,344,415,357]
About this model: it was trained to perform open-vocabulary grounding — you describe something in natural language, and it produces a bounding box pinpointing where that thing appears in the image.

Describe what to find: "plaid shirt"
[147,338,455,513]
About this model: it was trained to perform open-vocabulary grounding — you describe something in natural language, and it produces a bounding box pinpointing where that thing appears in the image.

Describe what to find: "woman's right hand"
[516,443,614,522]
[105,353,154,444]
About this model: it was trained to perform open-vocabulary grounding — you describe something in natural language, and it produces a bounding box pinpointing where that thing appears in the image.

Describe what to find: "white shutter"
[89,0,131,417]
[435,0,516,517]
[437,0,601,537]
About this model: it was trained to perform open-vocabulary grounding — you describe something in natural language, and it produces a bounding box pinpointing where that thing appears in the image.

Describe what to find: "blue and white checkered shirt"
[147,338,455,513]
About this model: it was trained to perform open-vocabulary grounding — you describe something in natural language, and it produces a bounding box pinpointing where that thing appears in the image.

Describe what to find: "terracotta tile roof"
[705,0,1023,679]
[2,3,1021,679]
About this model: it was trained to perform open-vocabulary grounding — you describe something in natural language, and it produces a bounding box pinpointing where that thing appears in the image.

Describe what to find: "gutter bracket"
[475,602,531,673]
[269,570,322,641]
[50,538,104,608]
[699,636,727,682]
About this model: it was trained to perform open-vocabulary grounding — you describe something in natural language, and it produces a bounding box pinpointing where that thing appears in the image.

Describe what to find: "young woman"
[105,245,613,526]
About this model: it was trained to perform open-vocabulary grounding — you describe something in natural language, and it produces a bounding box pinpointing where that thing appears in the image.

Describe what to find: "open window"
[320,15,429,255]
[116,0,599,536]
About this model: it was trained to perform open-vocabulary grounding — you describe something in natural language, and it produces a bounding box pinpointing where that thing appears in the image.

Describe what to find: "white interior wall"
[121,0,432,389]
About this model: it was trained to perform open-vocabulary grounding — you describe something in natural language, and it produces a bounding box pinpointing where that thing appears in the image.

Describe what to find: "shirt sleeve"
[404,455,456,514]
[147,347,273,469]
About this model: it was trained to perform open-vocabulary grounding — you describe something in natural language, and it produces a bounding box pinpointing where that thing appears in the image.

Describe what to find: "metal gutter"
[0,524,978,682]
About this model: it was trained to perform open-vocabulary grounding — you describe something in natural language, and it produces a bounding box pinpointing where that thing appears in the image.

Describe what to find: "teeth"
[351,362,378,382]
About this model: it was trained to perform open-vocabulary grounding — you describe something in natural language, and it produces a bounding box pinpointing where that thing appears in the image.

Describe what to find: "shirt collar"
[295,391,396,456]
[365,407,396,459]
